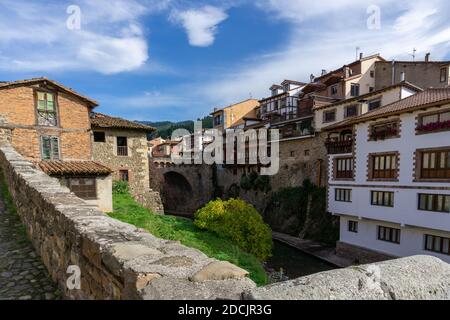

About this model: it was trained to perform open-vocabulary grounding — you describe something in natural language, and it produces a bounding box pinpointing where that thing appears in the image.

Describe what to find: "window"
[417,110,450,133]
[323,110,336,123]
[41,136,60,160]
[344,105,359,118]
[420,149,450,179]
[371,191,394,207]
[350,83,360,97]
[119,170,129,182]
[116,137,128,156]
[418,194,450,213]
[289,151,295,157]
[441,68,448,83]
[348,221,358,233]
[377,226,401,244]
[214,114,223,126]
[36,91,57,126]
[335,189,352,202]
[369,87,375,93]
[368,99,382,111]
[370,153,398,180]
[370,121,399,141]
[304,149,310,157]
[93,131,106,143]
[370,71,375,78]
[425,234,450,255]
[330,85,338,96]
[67,178,97,200]
[335,157,353,179]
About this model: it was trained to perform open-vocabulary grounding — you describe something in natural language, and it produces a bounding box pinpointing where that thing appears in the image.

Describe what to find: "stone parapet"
[244,255,450,300]
[0,143,255,300]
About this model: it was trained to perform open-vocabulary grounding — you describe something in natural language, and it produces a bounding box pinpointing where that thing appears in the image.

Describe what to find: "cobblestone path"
[0,185,60,300]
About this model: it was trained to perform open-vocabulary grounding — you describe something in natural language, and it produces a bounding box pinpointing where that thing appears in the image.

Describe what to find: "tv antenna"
[409,48,417,61]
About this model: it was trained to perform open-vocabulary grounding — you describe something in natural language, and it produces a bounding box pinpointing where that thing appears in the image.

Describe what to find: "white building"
[326,88,450,264]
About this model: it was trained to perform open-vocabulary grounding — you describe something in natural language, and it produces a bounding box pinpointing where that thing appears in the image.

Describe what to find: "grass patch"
[108,192,268,286]
[0,169,29,244]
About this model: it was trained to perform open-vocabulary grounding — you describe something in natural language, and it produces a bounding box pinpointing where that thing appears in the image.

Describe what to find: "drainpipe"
[391,60,396,85]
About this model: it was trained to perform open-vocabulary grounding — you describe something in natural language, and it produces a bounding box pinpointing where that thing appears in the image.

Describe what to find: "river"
[266,241,336,280]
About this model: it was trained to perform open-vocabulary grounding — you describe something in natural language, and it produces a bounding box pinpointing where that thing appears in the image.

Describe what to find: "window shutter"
[37,92,46,111]
[51,137,60,160]
[46,93,55,111]
[41,137,52,160]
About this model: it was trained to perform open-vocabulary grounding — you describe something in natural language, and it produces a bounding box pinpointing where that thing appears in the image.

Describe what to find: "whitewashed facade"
[327,90,450,263]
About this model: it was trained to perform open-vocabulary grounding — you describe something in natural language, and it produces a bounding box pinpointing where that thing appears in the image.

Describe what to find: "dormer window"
[36,91,57,126]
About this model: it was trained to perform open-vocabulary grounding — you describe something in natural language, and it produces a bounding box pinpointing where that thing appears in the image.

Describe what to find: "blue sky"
[0,0,449,122]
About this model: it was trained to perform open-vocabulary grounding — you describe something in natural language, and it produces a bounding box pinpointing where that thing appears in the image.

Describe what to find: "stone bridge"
[149,162,215,216]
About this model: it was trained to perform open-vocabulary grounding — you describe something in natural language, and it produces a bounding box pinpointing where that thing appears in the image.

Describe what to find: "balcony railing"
[325,139,353,154]
[417,120,450,133]
[117,146,128,156]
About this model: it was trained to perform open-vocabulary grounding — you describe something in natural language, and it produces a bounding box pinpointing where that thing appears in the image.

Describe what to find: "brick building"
[0,78,113,212]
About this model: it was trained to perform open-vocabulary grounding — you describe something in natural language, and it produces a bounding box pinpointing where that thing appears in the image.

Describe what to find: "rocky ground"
[0,189,60,300]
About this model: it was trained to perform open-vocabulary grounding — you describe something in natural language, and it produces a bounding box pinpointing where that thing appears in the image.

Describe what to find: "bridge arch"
[161,171,194,215]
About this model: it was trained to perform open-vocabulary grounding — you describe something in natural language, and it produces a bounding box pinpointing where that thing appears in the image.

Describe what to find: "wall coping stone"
[0,143,256,300]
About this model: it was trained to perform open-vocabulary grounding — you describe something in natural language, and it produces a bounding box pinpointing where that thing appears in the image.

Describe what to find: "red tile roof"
[314,81,423,111]
[324,88,450,130]
[38,161,112,176]
[90,112,156,132]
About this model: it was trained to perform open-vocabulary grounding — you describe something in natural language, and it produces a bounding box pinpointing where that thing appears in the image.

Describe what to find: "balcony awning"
[37,161,112,176]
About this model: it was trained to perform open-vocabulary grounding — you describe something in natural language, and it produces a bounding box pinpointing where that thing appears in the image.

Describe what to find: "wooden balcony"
[325,139,353,154]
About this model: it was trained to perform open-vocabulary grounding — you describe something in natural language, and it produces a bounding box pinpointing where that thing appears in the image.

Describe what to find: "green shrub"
[194,198,273,261]
[113,180,129,194]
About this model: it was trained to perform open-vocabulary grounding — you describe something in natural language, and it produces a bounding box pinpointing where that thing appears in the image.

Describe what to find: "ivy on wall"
[262,180,339,245]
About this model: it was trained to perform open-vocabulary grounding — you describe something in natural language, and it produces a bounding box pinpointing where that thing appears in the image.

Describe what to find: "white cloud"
[198,0,450,106]
[0,0,166,74]
[170,6,228,47]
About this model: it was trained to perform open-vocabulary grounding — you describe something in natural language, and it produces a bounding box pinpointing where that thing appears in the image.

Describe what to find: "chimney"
[359,52,364,60]
[344,66,351,78]
[321,69,327,76]
[310,74,315,82]
[400,72,406,82]
[425,53,431,62]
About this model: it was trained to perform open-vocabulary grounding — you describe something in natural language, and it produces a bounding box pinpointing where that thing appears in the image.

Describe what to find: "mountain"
[140,116,213,139]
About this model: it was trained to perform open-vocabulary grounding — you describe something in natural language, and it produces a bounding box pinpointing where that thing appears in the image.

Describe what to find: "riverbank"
[108,191,268,286]
[272,232,353,268]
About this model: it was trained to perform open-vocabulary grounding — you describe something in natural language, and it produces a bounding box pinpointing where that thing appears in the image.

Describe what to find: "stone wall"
[92,129,163,214]
[336,241,396,265]
[244,255,450,300]
[0,143,254,300]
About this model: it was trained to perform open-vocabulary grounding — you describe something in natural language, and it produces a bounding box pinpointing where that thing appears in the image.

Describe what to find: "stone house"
[0,77,113,212]
[375,54,450,90]
[90,112,163,213]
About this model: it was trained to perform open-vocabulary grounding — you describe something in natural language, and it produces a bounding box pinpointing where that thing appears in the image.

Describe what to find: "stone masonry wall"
[0,143,255,300]
[244,255,450,300]
[92,129,163,213]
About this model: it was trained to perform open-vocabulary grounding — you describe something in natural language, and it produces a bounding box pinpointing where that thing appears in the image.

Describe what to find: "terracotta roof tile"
[314,81,423,111]
[38,161,112,176]
[90,112,155,132]
[353,88,450,122]
[324,88,450,130]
